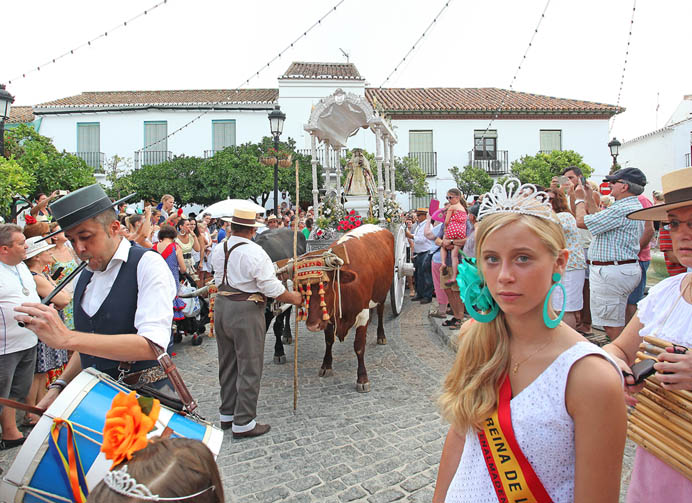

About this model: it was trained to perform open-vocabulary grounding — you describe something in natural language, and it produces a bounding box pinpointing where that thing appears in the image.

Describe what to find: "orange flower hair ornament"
[100,391,160,469]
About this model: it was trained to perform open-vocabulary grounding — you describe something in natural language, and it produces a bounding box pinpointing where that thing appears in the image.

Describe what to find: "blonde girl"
[434,180,627,503]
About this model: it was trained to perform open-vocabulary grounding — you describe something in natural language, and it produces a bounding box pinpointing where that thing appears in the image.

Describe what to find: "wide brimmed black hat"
[40,184,134,241]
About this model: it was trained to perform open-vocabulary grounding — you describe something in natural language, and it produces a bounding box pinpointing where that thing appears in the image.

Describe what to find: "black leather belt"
[588,259,637,266]
[183,253,192,259]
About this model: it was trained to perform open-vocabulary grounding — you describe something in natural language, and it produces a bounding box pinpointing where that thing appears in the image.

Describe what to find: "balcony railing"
[686,152,691,168]
[134,150,172,169]
[409,191,437,211]
[204,149,222,159]
[538,149,561,155]
[71,152,105,173]
[296,148,348,168]
[467,150,509,175]
[408,151,437,177]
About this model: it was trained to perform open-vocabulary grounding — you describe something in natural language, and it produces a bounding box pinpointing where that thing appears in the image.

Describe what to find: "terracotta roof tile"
[366,88,620,115]
[7,106,35,123]
[281,62,363,80]
[35,89,278,109]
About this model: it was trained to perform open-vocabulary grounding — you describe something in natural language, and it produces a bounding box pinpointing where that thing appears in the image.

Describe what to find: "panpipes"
[627,335,692,482]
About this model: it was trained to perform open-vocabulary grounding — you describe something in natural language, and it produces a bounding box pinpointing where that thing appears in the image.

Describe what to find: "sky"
[4,0,691,142]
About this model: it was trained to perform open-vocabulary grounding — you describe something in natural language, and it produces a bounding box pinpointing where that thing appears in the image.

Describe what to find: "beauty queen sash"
[477,376,553,503]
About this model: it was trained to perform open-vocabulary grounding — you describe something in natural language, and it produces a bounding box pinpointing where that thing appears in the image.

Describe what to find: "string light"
[379,0,453,89]
[477,0,552,142]
[609,0,637,134]
[139,0,346,152]
[5,0,170,85]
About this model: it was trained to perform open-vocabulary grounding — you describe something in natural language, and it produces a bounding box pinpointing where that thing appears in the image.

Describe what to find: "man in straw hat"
[407,207,435,304]
[603,167,692,502]
[14,184,177,409]
[210,207,302,438]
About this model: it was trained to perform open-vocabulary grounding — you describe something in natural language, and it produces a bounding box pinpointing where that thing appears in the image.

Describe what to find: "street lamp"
[0,84,15,159]
[608,137,621,173]
[268,105,286,217]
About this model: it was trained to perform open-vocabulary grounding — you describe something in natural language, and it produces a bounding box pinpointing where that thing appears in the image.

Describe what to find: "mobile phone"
[628,359,656,384]
[58,190,68,196]
[558,176,569,186]
[50,266,65,281]
[580,176,587,186]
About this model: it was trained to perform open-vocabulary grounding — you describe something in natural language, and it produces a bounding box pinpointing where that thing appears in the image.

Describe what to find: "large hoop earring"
[464,284,500,323]
[543,272,566,328]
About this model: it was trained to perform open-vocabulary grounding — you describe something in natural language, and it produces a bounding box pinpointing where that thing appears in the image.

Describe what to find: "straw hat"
[628,167,692,221]
[25,236,56,260]
[221,208,265,228]
[415,207,428,214]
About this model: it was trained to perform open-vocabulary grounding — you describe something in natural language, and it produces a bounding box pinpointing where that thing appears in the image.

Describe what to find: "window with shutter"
[473,130,497,160]
[143,121,168,165]
[76,123,100,169]
[539,130,562,152]
[409,130,435,176]
[212,120,236,152]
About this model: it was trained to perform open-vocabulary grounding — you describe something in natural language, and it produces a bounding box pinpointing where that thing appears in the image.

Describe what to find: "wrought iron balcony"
[467,150,509,175]
[134,150,172,169]
[204,149,222,159]
[296,148,347,168]
[71,152,105,173]
[409,192,437,211]
[408,151,437,177]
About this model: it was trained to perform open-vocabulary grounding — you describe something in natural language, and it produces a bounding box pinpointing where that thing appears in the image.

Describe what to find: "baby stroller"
[174,272,211,346]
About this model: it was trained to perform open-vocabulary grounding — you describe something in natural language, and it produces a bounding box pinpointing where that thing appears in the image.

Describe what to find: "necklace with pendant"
[512,337,554,375]
[2,262,31,296]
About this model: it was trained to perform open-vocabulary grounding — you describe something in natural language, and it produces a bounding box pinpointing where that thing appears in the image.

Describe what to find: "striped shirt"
[584,195,644,262]
[659,227,687,276]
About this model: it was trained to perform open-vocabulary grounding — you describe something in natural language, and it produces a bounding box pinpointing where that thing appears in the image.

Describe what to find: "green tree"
[0,157,35,220]
[394,155,428,197]
[125,155,204,205]
[509,150,592,188]
[103,155,136,200]
[449,165,495,197]
[4,124,96,195]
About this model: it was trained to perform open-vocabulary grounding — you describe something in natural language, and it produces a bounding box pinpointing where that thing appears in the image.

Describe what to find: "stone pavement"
[1,297,454,502]
[1,297,638,502]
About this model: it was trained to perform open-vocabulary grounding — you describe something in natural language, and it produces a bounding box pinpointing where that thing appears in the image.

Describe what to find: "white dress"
[445,342,620,503]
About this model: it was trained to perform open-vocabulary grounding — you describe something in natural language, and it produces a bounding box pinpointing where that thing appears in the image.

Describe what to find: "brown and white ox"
[304,224,394,392]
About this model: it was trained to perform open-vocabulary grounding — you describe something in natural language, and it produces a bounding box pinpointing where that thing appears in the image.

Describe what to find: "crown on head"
[477,177,559,224]
[103,465,214,501]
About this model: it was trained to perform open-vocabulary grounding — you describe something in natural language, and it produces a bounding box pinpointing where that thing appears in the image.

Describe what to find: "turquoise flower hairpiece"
[456,255,499,323]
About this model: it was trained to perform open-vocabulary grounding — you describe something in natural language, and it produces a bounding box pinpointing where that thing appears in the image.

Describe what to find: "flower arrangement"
[101,391,160,468]
[371,197,403,224]
[337,210,362,231]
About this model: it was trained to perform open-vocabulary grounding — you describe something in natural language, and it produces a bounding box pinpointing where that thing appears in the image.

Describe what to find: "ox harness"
[291,248,347,324]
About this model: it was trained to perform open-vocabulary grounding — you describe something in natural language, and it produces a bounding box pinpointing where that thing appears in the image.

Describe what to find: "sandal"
[448,318,462,329]
[428,308,447,319]
[441,317,459,327]
[0,437,25,450]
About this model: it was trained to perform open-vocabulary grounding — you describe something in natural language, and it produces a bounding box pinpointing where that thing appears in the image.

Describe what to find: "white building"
[619,95,692,196]
[9,61,620,209]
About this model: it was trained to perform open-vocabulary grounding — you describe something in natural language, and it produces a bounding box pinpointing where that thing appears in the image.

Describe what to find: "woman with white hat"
[22,236,70,426]
[604,167,692,502]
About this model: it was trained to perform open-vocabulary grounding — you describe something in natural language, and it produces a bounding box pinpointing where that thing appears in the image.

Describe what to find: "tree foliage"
[394,155,428,197]
[449,165,495,197]
[103,155,136,201]
[509,150,592,188]
[0,157,35,219]
[4,124,96,195]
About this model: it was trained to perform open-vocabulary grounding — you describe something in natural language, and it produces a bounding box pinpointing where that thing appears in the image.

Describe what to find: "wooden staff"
[293,159,300,411]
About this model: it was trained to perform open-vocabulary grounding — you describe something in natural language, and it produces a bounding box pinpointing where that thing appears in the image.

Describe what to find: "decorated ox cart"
[302,88,414,316]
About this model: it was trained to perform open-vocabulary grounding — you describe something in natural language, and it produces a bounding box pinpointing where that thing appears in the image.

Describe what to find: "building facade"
[9,62,620,209]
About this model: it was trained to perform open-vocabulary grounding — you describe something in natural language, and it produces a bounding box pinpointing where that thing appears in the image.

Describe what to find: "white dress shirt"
[211,236,286,298]
[0,262,39,354]
[80,239,175,350]
[413,221,436,253]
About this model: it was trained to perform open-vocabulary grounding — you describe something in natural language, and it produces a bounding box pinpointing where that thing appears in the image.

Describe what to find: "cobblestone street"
[1,296,636,502]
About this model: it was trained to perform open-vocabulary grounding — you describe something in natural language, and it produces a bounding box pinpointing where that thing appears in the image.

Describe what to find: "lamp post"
[268,105,286,217]
[0,84,15,159]
[608,137,621,174]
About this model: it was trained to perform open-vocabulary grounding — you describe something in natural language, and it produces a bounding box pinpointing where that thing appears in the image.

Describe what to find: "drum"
[0,367,223,502]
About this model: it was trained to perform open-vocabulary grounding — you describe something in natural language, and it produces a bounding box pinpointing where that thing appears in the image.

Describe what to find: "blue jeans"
[627,260,650,305]
[414,252,434,300]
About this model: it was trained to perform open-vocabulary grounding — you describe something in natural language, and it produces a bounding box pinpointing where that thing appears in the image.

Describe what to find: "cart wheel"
[390,224,408,316]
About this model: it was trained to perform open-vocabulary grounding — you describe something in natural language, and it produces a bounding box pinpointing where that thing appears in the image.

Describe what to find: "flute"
[18,261,88,328]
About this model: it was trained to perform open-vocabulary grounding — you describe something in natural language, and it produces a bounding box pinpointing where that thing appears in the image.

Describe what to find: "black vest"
[73,244,158,378]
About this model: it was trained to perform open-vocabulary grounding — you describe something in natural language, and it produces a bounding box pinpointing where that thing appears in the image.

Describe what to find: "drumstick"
[0,397,46,416]
[18,261,88,327]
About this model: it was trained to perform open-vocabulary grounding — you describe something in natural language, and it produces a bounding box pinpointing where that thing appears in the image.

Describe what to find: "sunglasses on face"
[446,195,458,200]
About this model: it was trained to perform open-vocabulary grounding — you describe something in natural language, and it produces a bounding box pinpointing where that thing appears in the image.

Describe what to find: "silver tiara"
[477,177,559,224]
[103,465,214,501]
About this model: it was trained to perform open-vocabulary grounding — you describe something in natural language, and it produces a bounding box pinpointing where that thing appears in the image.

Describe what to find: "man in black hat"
[14,184,177,407]
[574,168,646,341]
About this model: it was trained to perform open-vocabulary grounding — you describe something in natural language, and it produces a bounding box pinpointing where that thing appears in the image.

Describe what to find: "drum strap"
[0,397,45,416]
[145,339,199,415]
